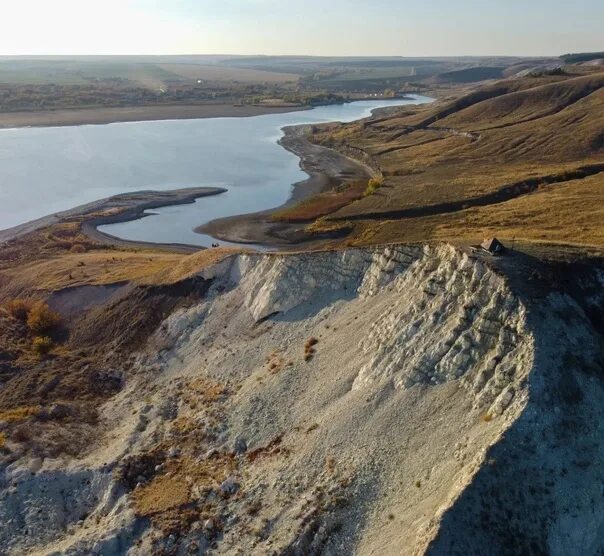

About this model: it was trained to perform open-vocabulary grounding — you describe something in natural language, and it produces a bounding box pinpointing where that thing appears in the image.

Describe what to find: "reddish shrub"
[6,299,32,321]
[26,301,62,335]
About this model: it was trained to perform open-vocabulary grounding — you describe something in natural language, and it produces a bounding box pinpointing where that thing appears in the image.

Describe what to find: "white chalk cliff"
[1,245,603,555]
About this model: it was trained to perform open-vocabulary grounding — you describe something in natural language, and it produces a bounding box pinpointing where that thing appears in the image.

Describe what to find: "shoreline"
[0,96,419,130]
[0,103,311,130]
[194,123,373,246]
[0,187,226,253]
[1,99,429,252]
[194,104,411,246]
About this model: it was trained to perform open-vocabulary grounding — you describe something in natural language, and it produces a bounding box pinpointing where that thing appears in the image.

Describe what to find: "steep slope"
[437,73,604,131]
[293,69,604,250]
[0,245,602,555]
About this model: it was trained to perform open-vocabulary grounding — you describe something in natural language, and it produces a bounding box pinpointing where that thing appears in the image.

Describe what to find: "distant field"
[0,59,298,87]
[156,63,298,83]
[0,55,561,125]
[430,66,505,83]
[0,60,176,85]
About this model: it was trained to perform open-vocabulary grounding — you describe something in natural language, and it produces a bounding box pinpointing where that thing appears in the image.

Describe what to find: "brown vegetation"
[304,337,319,361]
[26,301,62,335]
[6,299,31,321]
[272,180,368,222]
[0,406,40,423]
[292,68,604,251]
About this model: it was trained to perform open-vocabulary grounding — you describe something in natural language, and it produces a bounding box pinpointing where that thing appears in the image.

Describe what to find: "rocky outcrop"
[1,244,602,555]
[422,289,604,556]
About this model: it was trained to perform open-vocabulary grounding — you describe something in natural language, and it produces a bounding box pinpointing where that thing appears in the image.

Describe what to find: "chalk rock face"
[230,245,530,416]
[239,250,369,322]
[354,246,530,414]
[0,468,123,551]
[2,244,603,556]
[236,246,422,322]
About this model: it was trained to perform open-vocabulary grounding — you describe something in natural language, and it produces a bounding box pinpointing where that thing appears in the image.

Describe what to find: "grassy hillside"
[561,52,604,64]
[278,67,604,252]
[429,66,505,83]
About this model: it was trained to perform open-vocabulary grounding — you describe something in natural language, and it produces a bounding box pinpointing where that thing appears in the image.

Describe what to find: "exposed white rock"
[2,244,603,556]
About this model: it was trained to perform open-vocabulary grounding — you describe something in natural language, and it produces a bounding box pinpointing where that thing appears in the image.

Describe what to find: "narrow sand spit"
[0,104,310,130]
[0,187,225,251]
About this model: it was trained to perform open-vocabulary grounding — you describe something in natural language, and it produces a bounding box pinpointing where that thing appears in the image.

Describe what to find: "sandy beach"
[0,103,310,129]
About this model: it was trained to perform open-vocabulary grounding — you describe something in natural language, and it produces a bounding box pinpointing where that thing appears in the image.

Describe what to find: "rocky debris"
[35,402,74,421]
[115,451,165,490]
[1,245,603,555]
[220,477,240,496]
[157,397,178,421]
[233,436,247,455]
[167,447,180,458]
[204,448,218,459]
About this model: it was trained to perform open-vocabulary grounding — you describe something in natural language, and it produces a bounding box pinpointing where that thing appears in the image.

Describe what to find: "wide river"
[0,96,433,246]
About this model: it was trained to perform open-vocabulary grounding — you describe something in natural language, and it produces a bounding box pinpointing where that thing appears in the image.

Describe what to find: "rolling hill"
[289,66,604,252]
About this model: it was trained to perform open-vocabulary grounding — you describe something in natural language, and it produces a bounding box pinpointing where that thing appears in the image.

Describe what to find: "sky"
[0,0,602,57]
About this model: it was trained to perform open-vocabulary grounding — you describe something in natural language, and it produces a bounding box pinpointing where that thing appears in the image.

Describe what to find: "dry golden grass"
[134,472,191,516]
[0,250,184,296]
[32,336,54,355]
[0,219,243,303]
[0,406,40,423]
[141,247,242,286]
[301,69,604,251]
[181,378,227,407]
[440,73,604,131]
[360,172,604,249]
[133,453,237,531]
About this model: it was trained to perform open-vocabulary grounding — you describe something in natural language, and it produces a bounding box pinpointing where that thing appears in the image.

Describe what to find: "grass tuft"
[32,336,54,355]
[364,176,385,197]
[26,301,62,335]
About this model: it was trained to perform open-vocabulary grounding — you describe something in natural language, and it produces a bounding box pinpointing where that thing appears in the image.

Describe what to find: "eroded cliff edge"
[0,245,602,555]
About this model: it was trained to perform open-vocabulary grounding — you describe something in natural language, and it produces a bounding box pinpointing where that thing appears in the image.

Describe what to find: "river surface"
[0,96,432,245]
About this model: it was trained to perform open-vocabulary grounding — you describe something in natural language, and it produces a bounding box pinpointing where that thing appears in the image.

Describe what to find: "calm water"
[0,96,432,245]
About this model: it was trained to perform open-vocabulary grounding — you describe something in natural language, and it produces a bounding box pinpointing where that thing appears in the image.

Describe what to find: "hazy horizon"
[1,0,602,58]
